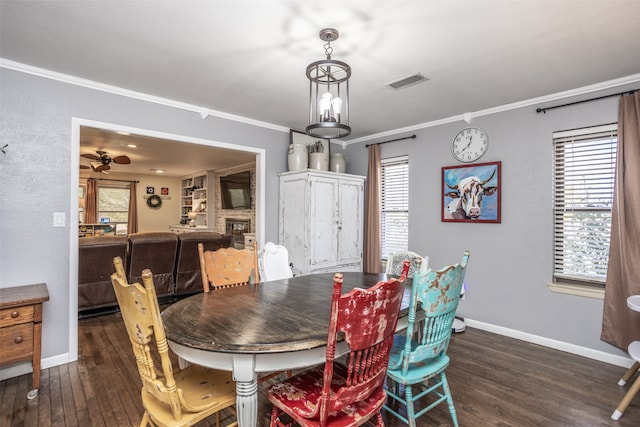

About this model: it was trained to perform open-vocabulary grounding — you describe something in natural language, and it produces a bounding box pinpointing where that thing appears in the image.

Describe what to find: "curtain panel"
[363,144,382,273]
[601,91,640,350]
[84,179,97,224]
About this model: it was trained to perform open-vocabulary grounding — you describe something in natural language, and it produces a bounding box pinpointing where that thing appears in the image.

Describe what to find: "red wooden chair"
[267,261,410,427]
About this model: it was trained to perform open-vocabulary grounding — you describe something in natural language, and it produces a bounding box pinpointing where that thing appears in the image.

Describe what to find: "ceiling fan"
[80,150,131,173]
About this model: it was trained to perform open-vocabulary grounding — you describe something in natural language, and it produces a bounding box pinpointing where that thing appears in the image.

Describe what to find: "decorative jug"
[287,144,308,171]
[330,153,347,173]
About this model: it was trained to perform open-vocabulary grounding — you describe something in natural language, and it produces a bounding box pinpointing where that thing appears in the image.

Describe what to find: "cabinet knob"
[14,335,23,344]
[11,311,19,318]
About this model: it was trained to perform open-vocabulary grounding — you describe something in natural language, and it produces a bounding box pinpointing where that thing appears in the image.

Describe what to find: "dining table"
[161,271,411,427]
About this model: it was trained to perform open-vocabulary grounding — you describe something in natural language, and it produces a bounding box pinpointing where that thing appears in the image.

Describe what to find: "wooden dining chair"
[110,256,237,427]
[384,251,470,427]
[267,261,411,427]
[198,240,259,292]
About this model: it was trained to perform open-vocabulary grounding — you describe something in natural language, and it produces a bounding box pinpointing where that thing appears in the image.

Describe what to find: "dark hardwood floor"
[2,310,640,427]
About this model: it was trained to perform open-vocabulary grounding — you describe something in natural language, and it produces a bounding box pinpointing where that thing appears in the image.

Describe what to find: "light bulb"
[331,97,342,122]
[319,92,333,122]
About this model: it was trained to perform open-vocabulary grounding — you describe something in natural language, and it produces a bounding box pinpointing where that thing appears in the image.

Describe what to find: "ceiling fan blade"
[111,155,131,164]
[91,162,110,172]
[79,165,90,169]
[81,153,100,160]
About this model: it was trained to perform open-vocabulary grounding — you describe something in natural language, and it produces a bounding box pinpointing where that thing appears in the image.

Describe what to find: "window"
[381,156,409,259]
[98,185,130,224]
[553,124,617,287]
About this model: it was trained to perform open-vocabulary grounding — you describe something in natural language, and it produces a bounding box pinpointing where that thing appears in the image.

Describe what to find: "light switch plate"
[53,212,66,227]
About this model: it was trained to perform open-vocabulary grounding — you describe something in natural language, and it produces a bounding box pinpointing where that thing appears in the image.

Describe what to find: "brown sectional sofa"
[78,231,232,315]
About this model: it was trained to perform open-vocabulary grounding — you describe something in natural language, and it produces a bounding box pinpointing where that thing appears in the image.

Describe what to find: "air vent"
[386,73,429,90]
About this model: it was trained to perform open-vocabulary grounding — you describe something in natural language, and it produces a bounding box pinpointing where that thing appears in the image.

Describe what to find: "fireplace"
[225,218,250,249]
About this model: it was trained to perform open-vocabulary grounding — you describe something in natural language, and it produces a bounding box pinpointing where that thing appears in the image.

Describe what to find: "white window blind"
[553,124,617,286]
[381,156,409,259]
[98,185,130,224]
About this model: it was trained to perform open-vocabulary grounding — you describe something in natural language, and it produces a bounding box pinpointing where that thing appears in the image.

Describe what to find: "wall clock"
[451,127,489,163]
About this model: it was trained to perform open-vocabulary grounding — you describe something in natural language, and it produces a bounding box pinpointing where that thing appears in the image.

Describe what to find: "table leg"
[233,354,258,427]
[236,379,259,427]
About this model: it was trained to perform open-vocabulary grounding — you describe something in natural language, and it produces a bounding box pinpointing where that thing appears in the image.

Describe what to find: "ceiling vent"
[386,73,429,90]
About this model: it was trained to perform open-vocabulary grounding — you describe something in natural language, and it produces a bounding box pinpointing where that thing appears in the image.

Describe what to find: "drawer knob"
[11,311,19,318]
[14,335,24,344]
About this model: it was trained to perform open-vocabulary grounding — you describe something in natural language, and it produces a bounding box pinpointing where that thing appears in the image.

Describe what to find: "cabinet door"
[337,178,363,266]
[279,177,309,274]
[308,177,339,271]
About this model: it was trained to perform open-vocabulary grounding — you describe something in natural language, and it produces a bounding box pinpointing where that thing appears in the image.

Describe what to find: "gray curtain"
[601,91,640,350]
[363,144,382,273]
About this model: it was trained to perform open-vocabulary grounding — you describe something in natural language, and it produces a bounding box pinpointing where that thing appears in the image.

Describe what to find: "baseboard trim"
[465,319,633,368]
[0,353,71,381]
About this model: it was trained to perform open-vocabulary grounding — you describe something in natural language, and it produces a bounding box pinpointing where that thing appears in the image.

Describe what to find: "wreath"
[147,194,162,209]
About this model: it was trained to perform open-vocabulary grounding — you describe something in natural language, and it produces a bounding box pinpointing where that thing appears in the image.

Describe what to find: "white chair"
[611,295,640,420]
[385,251,428,278]
[259,242,293,281]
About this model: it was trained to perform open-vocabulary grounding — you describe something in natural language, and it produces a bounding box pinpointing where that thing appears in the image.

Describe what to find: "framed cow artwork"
[442,161,501,223]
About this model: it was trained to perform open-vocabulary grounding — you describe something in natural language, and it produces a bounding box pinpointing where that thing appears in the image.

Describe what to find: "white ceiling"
[2,1,640,175]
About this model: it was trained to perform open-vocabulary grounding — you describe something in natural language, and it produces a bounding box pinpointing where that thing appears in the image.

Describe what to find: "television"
[220,171,251,209]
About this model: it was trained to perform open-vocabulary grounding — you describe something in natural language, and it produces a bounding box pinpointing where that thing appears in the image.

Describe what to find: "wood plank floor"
[2,310,640,427]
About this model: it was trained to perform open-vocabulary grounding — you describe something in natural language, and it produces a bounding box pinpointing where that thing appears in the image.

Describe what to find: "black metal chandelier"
[306,28,351,139]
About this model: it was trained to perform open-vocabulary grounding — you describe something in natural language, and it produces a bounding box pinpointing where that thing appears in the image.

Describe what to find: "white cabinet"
[279,170,365,275]
[180,171,215,227]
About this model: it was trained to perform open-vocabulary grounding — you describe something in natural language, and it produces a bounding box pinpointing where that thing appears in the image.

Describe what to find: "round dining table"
[161,271,411,427]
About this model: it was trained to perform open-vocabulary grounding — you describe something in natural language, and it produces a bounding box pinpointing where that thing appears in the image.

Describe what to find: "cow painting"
[442,162,501,223]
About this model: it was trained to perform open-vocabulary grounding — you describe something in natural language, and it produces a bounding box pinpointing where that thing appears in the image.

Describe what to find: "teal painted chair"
[384,251,470,427]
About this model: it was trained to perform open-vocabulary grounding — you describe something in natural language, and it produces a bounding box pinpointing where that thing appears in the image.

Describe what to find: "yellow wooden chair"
[110,256,237,427]
[198,240,259,292]
[197,240,291,382]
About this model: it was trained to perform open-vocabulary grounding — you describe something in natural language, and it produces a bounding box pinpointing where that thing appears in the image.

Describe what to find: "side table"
[0,283,49,399]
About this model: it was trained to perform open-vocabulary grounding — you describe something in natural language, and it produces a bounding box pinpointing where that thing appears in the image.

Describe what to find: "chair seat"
[142,364,236,427]
[386,335,450,384]
[268,363,387,426]
[629,341,640,362]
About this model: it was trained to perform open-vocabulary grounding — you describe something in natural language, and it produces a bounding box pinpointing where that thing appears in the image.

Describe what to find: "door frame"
[69,117,266,362]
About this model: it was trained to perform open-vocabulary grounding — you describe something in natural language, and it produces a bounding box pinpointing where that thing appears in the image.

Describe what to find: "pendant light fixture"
[306,28,351,139]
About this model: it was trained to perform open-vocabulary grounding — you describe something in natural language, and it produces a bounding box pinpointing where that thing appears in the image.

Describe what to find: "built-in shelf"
[180,171,214,227]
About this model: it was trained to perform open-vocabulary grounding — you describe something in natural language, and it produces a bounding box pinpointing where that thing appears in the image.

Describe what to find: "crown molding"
[0,58,289,134]
[345,73,640,145]
[3,58,638,145]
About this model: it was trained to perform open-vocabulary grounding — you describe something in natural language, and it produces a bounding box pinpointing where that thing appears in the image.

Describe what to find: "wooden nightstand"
[0,283,49,399]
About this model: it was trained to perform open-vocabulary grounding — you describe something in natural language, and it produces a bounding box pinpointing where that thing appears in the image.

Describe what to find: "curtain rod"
[87,178,139,183]
[365,134,416,147]
[536,89,638,114]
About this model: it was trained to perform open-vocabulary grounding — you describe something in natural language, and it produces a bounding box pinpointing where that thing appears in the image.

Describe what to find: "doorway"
[70,117,266,362]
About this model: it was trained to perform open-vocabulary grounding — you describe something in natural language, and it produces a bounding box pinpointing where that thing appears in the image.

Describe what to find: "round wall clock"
[451,127,489,163]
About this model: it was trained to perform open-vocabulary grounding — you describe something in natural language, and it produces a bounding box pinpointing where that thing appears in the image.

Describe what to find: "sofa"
[78,231,233,315]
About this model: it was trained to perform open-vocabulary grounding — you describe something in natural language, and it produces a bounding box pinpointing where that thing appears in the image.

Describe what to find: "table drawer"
[0,323,34,365]
[0,305,35,328]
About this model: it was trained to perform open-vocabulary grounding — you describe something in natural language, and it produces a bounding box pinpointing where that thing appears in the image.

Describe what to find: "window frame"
[381,155,409,261]
[552,123,617,290]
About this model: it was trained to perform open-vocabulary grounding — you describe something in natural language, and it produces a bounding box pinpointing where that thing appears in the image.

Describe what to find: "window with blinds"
[381,156,409,259]
[98,185,130,223]
[553,124,617,286]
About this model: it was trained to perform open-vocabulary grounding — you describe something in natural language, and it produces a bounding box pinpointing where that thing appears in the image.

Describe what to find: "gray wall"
[0,69,287,370]
[1,65,636,376]
[346,83,638,360]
